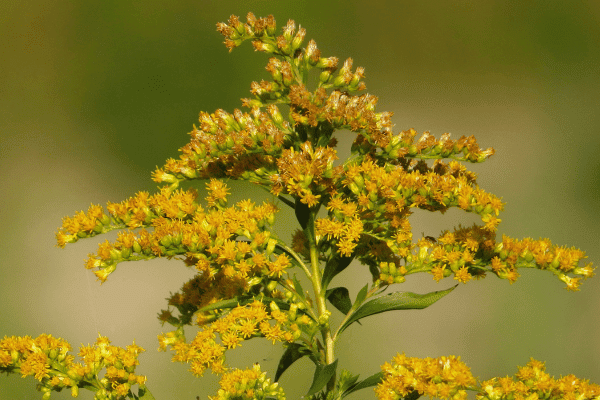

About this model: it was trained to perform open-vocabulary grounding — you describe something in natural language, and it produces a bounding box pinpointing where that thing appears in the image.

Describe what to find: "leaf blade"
[306,359,338,397]
[326,287,352,315]
[275,343,314,382]
[338,285,457,334]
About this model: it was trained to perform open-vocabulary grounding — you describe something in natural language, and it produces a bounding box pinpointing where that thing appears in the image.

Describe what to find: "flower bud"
[266,238,277,255]
[348,183,361,195]
[291,28,306,51]
[266,280,278,292]
[319,70,331,84]
[318,310,331,326]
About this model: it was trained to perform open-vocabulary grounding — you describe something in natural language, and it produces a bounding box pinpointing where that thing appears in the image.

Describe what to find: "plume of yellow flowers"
[5,10,590,400]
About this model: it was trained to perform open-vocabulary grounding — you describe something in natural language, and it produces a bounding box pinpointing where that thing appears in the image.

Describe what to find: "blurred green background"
[1,1,599,399]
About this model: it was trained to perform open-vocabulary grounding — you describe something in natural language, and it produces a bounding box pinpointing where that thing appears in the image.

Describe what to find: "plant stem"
[305,207,336,392]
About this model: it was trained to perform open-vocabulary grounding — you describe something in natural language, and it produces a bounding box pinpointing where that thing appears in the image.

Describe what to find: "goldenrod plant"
[2,12,598,400]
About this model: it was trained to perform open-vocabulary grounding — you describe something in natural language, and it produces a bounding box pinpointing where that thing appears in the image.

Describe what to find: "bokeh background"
[1,1,599,399]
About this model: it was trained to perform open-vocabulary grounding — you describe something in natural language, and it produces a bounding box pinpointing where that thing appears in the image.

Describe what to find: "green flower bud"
[333,74,346,87]
[380,262,389,273]
[319,70,331,84]
[160,236,172,247]
[288,304,298,319]
[388,262,397,275]
[353,174,364,190]
[266,280,278,292]
[522,250,534,263]
[266,238,277,254]
[100,214,111,226]
[121,247,131,259]
[318,310,331,326]
[109,248,121,260]
[499,249,508,261]
[348,182,361,195]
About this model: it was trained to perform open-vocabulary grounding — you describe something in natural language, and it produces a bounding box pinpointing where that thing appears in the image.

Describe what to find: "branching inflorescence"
[2,12,596,400]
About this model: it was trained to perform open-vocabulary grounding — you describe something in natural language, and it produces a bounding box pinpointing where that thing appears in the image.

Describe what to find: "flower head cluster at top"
[0,334,146,400]
[133,12,593,291]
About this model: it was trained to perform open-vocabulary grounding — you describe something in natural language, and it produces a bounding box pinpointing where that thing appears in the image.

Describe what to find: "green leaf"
[322,256,353,289]
[198,296,291,313]
[295,198,310,230]
[274,343,315,382]
[353,284,369,310]
[343,371,384,397]
[197,298,240,312]
[338,285,457,334]
[292,275,306,301]
[306,359,339,397]
[403,390,422,400]
[137,386,156,400]
[326,287,352,315]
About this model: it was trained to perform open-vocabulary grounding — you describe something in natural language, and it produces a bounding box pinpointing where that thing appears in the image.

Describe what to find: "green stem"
[276,240,312,278]
[304,207,336,393]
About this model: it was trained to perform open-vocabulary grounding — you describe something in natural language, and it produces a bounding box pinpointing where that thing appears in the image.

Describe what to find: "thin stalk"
[304,207,336,393]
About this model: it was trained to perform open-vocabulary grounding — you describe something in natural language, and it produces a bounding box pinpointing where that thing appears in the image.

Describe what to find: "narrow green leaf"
[197,298,240,312]
[137,386,156,400]
[403,390,422,400]
[274,343,314,382]
[306,359,339,397]
[353,284,369,310]
[322,256,353,289]
[198,296,291,313]
[343,371,384,397]
[292,275,306,301]
[338,285,457,334]
[326,287,352,315]
[295,199,310,230]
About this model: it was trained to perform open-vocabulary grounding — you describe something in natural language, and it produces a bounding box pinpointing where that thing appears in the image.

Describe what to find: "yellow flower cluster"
[477,358,600,400]
[0,334,146,400]
[375,353,477,400]
[158,301,312,377]
[56,180,282,284]
[492,235,594,291]
[209,363,286,400]
[384,224,594,290]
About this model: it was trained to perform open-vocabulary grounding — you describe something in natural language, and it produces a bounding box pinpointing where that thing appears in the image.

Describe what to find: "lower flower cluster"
[375,353,477,400]
[0,334,147,400]
[477,358,600,400]
[375,353,600,400]
[209,363,286,400]
[158,300,312,377]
